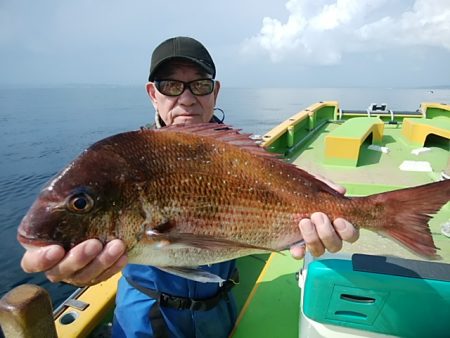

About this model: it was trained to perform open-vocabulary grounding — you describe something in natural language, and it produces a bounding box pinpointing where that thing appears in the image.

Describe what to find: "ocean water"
[1,85,449,307]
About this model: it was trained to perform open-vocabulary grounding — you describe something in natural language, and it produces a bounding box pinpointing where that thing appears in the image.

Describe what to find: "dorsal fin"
[154,123,278,159]
[152,123,344,198]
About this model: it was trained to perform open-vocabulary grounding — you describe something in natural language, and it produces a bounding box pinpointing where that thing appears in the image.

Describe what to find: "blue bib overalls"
[112,261,237,338]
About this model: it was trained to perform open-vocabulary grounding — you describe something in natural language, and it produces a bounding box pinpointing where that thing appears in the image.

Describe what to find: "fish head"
[17,142,140,251]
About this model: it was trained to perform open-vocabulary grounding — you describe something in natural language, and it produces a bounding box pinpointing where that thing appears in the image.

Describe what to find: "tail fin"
[365,179,450,259]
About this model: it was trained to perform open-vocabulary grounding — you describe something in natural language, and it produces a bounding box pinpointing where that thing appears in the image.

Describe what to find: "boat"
[1,101,449,337]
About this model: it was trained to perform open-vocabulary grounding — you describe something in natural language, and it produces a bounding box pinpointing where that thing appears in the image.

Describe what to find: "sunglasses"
[154,79,215,97]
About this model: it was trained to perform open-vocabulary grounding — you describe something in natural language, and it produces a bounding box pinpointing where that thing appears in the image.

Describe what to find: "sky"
[1,0,450,88]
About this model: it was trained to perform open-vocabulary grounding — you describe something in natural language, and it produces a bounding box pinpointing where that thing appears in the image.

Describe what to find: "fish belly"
[128,244,267,267]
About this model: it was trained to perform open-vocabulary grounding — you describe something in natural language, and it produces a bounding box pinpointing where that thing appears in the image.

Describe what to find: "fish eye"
[67,193,94,213]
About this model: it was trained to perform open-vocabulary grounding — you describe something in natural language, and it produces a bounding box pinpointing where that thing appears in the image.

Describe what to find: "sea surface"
[1,85,449,308]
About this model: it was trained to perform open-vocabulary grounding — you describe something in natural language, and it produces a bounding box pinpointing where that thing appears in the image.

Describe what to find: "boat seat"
[402,117,450,147]
[324,117,384,166]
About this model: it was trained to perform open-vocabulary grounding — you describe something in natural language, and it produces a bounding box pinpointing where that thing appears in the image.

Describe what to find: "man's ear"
[146,82,158,109]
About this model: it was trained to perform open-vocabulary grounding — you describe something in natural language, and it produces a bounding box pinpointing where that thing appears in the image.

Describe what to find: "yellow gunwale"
[262,101,339,147]
[420,102,450,116]
[54,273,121,337]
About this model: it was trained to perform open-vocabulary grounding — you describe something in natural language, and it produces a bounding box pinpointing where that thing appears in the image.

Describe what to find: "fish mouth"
[17,231,58,248]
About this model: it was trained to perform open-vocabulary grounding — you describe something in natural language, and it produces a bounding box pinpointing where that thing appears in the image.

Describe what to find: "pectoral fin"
[156,266,226,283]
[146,230,277,253]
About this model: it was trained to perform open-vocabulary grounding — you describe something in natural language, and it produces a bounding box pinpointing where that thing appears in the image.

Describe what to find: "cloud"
[241,0,450,65]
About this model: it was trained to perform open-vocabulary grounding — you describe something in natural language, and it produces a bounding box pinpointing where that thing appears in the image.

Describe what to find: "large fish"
[18,124,450,282]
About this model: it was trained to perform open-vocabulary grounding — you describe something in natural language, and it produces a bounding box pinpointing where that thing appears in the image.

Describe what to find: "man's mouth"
[177,113,199,117]
[173,113,201,123]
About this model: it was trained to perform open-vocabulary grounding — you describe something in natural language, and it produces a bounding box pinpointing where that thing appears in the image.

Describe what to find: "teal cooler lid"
[302,254,450,337]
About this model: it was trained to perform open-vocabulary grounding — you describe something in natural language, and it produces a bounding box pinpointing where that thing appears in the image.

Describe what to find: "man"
[21,36,358,337]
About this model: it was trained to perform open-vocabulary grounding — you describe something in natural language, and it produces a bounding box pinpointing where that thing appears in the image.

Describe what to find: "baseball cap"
[148,36,216,81]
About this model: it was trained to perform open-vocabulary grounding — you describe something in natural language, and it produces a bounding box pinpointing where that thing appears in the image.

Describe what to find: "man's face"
[146,61,220,126]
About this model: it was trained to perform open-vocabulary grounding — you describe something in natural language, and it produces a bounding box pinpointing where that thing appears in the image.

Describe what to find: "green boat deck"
[232,253,300,338]
[291,121,448,191]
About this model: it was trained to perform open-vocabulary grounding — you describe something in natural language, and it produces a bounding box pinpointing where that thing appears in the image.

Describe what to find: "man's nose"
[177,87,196,105]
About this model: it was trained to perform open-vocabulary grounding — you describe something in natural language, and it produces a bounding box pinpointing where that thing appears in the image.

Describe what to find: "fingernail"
[300,220,314,234]
[334,219,348,231]
[107,241,125,257]
[45,246,62,260]
[84,241,101,257]
[311,212,327,224]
